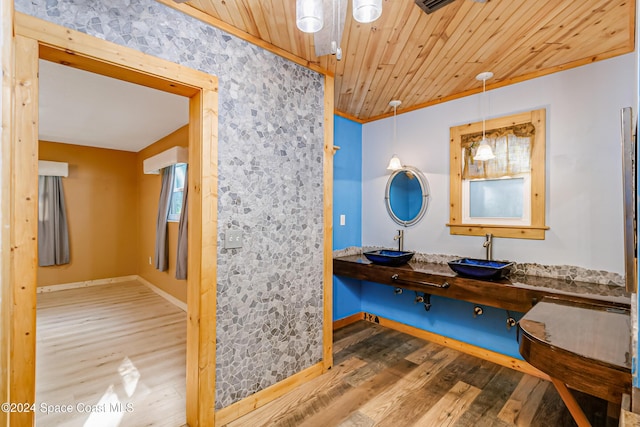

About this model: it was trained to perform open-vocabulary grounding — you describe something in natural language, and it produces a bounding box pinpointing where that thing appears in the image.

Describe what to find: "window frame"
[462,175,531,226]
[167,163,187,222]
[448,109,548,239]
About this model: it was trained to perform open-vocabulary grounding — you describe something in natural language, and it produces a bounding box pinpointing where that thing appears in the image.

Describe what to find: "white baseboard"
[136,276,187,312]
[37,275,138,293]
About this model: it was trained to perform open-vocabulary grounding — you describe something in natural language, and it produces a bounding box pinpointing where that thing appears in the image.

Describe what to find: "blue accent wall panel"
[333,116,363,321]
[331,114,524,358]
[333,116,362,250]
[360,281,523,359]
[333,277,362,320]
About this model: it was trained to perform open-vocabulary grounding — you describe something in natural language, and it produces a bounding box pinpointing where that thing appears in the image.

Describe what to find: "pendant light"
[353,0,382,23]
[296,0,324,33]
[387,100,402,171]
[473,71,496,161]
[297,0,381,43]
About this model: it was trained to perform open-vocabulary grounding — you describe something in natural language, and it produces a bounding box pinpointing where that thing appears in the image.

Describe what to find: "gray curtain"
[155,166,174,271]
[176,166,188,280]
[38,176,70,266]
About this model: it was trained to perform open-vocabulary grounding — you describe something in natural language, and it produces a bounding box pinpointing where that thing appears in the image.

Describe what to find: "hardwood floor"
[228,321,612,427]
[36,284,611,427]
[36,281,187,426]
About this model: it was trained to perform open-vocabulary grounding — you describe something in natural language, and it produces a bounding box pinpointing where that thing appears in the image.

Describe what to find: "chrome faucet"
[483,233,493,260]
[394,229,404,251]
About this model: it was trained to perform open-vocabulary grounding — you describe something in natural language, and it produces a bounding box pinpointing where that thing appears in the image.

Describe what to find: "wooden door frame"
[7,13,218,426]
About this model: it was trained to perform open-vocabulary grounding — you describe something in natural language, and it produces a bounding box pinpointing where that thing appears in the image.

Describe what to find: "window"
[168,163,187,222]
[448,109,548,239]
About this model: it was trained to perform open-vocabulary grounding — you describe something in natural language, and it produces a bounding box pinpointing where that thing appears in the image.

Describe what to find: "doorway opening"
[36,58,190,425]
[9,16,218,426]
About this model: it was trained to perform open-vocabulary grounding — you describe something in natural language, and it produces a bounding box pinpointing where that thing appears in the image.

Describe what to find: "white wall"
[363,53,636,274]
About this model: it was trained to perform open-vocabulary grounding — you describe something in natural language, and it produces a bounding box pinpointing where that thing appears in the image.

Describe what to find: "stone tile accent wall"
[17,0,325,409]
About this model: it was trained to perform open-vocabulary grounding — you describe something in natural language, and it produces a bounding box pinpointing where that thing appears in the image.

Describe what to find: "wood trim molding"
[362,313,551,381]
[0,0,14,424]
[10,34,40,427]
[333,313,364,330]
[356,46,636,124]
[10,15,218,427]
[447,224,549,240]
[334,109,365,124]
[36,275,139,293]
[14,12,216,94]
[214,362,325,425]
[323,74,335,373]
[448,108,547,240]
[187,85,219,426]
[154,0,331,78]
[136,276,188,312]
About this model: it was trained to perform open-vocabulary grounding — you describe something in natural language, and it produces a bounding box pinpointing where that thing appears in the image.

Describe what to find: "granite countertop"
[334,253,631,308]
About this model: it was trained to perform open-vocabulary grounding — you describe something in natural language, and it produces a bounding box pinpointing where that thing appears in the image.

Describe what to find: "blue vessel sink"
[448,258,514,280]
[363,250,415,266]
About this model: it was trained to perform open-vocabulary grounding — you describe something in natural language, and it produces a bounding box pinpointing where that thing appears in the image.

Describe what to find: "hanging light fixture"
[296,0,324,33]
[353,0,382,23]
[387,100,403,171]
[474,71,496,161]
[297,0,381,37]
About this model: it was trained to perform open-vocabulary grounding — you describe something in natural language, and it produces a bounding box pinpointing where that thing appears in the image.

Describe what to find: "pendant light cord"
[393,103,397,145]
[482,77,486,140]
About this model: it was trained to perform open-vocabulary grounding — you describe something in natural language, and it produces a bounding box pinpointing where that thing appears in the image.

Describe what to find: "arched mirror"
[385,166,430,226]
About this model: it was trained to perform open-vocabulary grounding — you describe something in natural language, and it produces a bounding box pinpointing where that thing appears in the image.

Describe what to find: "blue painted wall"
[333,115,524,358]
[360,282,523,358]
[334,116,363,250]
[333,116,363,320]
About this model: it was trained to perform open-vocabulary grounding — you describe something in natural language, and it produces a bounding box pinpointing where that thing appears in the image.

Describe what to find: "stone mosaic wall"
[16,0,325,409]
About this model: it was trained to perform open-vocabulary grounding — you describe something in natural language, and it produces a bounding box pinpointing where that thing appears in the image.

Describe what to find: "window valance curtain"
[462,122,535,180]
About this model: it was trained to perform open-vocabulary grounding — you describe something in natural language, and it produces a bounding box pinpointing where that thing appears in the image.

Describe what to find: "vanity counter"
[518,297,631,425]
[519,297,631,404]
[333,254,630,312]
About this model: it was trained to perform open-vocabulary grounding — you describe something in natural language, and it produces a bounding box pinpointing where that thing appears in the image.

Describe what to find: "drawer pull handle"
[391,274,450,289]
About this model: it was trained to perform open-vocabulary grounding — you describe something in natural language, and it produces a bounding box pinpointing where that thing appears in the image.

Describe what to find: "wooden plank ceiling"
[175,0,634,122]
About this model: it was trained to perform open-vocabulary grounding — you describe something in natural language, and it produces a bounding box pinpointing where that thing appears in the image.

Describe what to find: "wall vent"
[414,0,457,14]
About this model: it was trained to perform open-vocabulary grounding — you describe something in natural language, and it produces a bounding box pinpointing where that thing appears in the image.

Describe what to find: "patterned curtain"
[462,123,535,180]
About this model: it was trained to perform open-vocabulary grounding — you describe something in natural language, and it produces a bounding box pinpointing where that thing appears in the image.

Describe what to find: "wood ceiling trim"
[156,0,332,77]
[334,109,366,124]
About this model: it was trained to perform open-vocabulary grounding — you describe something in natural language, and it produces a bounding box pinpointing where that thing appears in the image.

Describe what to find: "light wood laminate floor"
[37,284,611,427]
[36,281,187,426]
[228,321,611,427]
